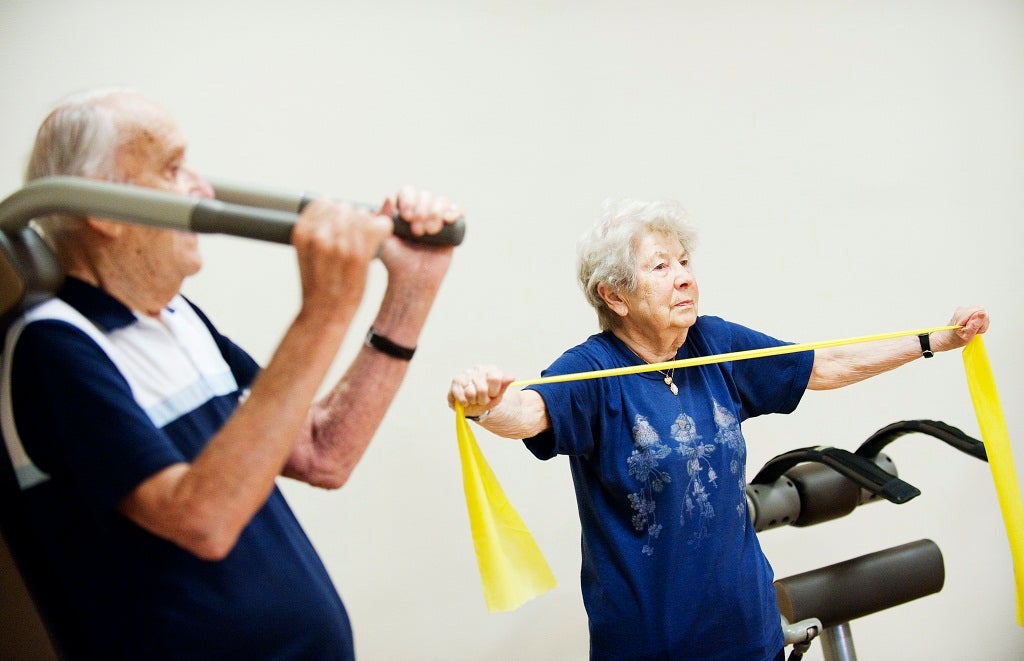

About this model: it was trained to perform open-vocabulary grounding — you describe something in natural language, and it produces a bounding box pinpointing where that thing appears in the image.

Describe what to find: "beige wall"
[1,1,1022,658]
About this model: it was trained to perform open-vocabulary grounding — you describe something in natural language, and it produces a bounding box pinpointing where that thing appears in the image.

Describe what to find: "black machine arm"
[751,445,919,504]
[746,420,986,533]
[747,446,919,533]
[856,419,987,462]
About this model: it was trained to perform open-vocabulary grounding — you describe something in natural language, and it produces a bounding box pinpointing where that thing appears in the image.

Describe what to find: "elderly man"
[1,88,462,659]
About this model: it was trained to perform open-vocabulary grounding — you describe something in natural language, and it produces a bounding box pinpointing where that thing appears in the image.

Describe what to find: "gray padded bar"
[210,179,307,214]
[0,176,196,234]
[190,200,296,244]
[0,176,464,280]
[774,539,944,628]
[0,177,300,244]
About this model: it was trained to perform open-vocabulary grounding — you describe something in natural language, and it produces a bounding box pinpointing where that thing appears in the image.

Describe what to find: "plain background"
[2,1,1022,659]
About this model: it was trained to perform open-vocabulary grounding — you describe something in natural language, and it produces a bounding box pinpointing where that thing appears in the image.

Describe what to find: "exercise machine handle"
[751,446,920,505]
[856,419,987,462]
[209,178,465,246]
[0,176,466,247]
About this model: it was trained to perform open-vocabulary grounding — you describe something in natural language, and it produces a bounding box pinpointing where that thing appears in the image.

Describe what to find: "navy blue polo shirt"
[1,277,353,660]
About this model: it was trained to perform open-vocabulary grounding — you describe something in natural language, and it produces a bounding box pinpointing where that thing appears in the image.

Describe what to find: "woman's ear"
[598,283,629,318]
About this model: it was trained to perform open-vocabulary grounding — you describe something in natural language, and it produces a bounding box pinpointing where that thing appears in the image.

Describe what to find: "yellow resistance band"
[456,401,558,612]
[455,326,1023,623]
[509,325,958,387]
[962,337,1024,626]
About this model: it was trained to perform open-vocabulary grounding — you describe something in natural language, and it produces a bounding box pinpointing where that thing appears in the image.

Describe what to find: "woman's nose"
[674,264,694,287]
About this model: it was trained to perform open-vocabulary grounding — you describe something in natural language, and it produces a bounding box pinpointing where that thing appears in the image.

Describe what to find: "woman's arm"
[808,306,990,391]
[448,365,551,439]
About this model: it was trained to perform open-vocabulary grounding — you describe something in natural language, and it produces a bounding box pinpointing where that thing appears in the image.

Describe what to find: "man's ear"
[597,283,629,318]
[84,217,124,239]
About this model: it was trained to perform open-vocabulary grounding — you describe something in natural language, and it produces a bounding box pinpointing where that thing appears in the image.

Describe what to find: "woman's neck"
[613,324,688,364]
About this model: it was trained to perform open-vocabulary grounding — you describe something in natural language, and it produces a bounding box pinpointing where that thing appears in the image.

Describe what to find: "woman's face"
[615,230,699,335]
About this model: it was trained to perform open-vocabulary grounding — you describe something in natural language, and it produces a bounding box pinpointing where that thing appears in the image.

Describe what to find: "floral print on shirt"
[712,400,748,523]
[626,415,671,556]
[627,398,742,555]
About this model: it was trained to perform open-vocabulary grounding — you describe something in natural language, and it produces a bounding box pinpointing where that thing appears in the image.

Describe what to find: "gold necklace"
[624,342,679,396]
[659,368,679,396]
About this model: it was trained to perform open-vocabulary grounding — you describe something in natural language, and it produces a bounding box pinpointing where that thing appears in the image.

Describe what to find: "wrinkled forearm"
[473,389,551,440]
[807,335,921,390]
[285,253,451,486]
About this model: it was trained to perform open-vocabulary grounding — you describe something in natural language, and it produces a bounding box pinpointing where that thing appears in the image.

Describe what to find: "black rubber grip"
[392,213,465,246]
[817,447,921,504]
[751,446,920,505]
[302,196,466,247]
[857,419,988,462]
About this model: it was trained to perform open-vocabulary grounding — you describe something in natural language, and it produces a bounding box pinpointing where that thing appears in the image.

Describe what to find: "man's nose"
[182,164,214,200]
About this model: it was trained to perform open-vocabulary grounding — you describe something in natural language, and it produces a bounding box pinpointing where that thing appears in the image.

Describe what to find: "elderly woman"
[447,198,989,661]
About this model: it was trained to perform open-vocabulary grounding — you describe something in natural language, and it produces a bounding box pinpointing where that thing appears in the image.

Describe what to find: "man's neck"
[65,263,177,318]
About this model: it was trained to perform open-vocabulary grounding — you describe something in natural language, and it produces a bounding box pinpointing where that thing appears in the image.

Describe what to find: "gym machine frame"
[748,420,988,660]
[0,177,990,660]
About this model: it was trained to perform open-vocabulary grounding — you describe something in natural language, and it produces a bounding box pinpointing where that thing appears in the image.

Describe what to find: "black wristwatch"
[918,333,934,359]
[365,327,416,361]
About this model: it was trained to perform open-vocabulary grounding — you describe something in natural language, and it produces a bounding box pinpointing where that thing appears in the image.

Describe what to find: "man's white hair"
[24,87,137,248]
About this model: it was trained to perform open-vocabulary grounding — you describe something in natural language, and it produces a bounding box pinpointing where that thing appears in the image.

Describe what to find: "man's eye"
[680,259,689,268]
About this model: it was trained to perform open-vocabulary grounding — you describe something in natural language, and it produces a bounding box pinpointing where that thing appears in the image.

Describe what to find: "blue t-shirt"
[525,316,813,661]
[2,278,353,660]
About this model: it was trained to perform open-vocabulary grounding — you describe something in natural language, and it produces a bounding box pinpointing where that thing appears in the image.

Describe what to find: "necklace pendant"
[665,377,678,396]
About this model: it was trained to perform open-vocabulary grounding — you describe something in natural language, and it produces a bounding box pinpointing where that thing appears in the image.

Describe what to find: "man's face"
[108,95,213,281]
[113,97,210,198]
